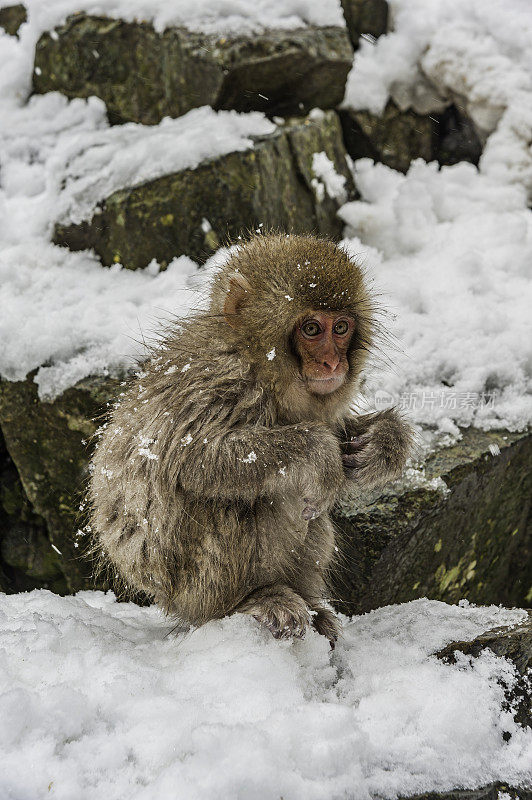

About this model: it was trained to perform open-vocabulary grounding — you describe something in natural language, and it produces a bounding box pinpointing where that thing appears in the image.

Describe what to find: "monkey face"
[294,311,356,395]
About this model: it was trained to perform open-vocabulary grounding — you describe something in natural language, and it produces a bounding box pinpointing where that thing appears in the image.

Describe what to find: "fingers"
[302,506,319,520]
[342,433,371,454]
[302,497,320,520]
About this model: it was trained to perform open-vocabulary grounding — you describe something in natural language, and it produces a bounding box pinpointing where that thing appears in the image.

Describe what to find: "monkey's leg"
[236,583,311,640]
[292,515,341,646]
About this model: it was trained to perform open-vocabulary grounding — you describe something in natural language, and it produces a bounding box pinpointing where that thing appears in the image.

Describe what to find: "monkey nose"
[322,353,340,371]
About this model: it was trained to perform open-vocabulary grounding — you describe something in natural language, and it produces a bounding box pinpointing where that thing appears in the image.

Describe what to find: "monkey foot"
[251,597,310,640]
[311,607,340,649]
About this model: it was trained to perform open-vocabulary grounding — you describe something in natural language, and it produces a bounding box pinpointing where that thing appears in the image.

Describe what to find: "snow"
[20,0,345,36]
[0,591,530,800]
[0,242,204,399]
[337,0,532,432]
[343,0,532,197]
[312,151,348,203]
[339,158,532,431]
[49,107,275,227]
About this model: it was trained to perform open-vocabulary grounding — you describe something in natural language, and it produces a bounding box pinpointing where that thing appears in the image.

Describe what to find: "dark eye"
[334,320,350,336]
[301,320,321,337]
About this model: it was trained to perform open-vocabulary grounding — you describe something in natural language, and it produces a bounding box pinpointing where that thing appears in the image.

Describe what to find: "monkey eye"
[334,320,350,336]
[301,320,322,337]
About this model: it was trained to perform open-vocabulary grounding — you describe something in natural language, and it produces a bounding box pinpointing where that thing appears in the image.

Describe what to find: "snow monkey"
[89,234,413,644]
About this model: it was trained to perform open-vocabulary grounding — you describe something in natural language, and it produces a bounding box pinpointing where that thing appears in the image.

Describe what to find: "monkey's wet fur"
[89,234,414,645]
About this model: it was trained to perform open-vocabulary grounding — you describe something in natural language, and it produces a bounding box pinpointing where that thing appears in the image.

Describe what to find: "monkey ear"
[224,272,252,327]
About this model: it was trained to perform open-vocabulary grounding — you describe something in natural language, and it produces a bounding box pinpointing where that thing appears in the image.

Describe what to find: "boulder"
[332,429,532,615]
[0,4,26,36]
[0,374,122,591]
[0,429,65,593]
[437,612,532,676]
[340,0,389,47]
[339,100,436,173]
[435,104,483,167]
[53,111,355,269]
[33,14,353,125]
[340,100,484,174]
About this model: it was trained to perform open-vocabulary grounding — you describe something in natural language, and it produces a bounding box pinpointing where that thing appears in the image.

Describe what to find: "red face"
[294,311,356,395]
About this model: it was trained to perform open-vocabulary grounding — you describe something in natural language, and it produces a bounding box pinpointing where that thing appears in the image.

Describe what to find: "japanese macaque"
[89,234,413,644]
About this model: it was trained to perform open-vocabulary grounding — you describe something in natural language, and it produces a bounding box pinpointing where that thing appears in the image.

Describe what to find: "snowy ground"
[0,592,530,800]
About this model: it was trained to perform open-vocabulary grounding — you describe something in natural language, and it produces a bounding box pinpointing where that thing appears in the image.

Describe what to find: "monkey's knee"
[237,584,311,640]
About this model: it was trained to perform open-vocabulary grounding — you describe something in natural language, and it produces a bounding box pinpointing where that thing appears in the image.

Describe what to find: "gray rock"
[53,111,355,269]
[434,104,483,167]
[33,14,353,125]
[436,612,532,733]
[0,428,66,592]
[437,611,532,675]
[332,429,532,614]
[0,4,26,36]
[339,100,436,173]
[0,374,124,591]
[340,0,389,47]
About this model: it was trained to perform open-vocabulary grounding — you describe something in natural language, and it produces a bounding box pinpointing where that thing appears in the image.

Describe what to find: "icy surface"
[20,0,345,36]
[0,591,530,800]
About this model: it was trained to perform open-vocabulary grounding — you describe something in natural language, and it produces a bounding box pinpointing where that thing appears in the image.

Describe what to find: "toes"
[254,603,310,640]
[311,608,341,645]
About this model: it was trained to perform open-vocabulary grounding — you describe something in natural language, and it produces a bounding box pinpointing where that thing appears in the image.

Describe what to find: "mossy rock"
[0,4,26,36]
[0,374,123,591]
[339,100,436,173]
[340,0,388,47]
[333,429,532,614]
[0,429,66,593]
[53,111,355,269]
[33,14,353,125]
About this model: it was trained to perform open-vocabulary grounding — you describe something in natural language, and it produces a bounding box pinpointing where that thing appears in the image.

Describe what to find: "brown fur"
[89,234,413,641]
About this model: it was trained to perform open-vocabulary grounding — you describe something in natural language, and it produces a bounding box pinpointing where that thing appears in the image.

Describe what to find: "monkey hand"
[341,411,413,489]
[302,498,325,520]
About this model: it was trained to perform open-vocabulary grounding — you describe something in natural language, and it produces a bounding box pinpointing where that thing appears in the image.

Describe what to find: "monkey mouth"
[305,374,345,395]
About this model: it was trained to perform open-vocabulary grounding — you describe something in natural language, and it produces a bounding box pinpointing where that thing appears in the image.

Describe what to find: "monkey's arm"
[173,422,344,505]
[340,408,414,489]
